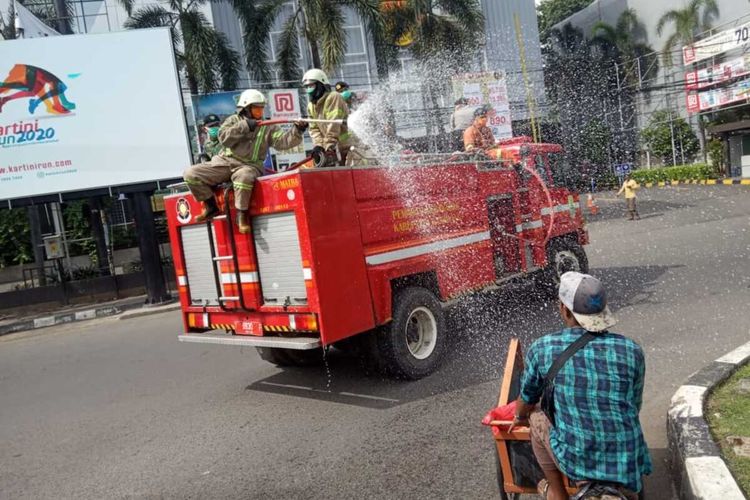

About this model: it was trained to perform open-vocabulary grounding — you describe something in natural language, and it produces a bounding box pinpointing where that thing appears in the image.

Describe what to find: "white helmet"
[237,89,266,109]
[302,68,330,86]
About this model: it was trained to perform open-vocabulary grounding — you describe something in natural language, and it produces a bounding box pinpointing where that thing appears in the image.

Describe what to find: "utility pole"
[132,191,170,304]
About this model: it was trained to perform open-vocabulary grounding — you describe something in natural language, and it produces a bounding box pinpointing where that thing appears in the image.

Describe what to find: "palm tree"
[125,0,241,94]
[378,0,484,70]
[591,8,658,83]
[656,0,719,66]
[256,0,383,83]
[0,3,16,39]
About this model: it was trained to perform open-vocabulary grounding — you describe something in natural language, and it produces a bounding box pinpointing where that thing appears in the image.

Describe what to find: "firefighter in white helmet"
[183,89,308,234]
[302,68,349,167]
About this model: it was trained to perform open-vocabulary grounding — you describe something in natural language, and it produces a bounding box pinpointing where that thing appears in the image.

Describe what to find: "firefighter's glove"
[294,120,309,132]
[244,117,258,131]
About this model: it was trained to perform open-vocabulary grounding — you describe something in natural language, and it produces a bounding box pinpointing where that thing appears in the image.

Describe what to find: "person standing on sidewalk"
[617,174,640,220]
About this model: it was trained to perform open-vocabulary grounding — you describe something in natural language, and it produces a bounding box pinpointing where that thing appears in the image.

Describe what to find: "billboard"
[686,77,750,114]
[451,71,513,140]
[0,28,190,201]
[685,54,750,91]
[683,21,750,66]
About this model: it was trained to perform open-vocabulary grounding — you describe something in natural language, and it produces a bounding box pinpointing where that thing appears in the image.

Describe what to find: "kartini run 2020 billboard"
[0,28,191,201]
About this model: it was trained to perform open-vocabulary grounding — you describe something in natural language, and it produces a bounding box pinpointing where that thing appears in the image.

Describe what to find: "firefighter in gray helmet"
[183,89,308,234]
[303,68,349,167]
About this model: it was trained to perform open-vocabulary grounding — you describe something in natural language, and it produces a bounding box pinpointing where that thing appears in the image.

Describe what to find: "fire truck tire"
[537,239,589,297]
[377,287,446,380]
[255,347,324,367]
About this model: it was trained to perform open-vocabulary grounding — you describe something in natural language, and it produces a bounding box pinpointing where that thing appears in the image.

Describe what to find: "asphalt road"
[1,186,749,499]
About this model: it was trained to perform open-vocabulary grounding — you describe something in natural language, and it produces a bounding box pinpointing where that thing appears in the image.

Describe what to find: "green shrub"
[631,164,714,184]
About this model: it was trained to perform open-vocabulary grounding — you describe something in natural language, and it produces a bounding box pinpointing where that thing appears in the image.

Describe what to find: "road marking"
[259,381,400,403]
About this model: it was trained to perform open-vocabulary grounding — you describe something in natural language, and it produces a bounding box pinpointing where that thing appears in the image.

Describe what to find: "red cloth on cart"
[481,401,517,437]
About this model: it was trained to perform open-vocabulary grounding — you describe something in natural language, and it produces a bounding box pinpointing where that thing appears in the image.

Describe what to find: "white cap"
[558,271,617,332]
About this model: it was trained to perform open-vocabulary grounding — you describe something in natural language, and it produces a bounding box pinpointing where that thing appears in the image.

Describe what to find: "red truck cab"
[165,137,589,379]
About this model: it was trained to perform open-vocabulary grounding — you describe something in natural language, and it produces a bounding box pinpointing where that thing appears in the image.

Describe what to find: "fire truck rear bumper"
[178,333,321,350]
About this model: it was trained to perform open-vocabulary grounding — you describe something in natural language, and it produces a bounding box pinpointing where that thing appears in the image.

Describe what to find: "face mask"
[207,127,219,139]
[305,86,315,96]
[341,90,352,101]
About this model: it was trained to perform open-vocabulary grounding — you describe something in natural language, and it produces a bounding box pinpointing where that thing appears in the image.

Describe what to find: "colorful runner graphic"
[0,64,76,115]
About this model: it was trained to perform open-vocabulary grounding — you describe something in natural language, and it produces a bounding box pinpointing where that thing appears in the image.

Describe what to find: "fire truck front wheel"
[378,287,447,380]
[537,239,589,296]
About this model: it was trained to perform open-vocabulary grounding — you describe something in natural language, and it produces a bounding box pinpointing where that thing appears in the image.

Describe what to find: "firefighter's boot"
[196,198,220,222]
[236,210,251,234]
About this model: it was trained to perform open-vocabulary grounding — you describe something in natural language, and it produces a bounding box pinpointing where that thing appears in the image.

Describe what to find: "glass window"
[345,26,365,55]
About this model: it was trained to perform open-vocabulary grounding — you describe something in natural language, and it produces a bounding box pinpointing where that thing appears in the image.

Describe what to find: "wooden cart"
[489,338,579,499]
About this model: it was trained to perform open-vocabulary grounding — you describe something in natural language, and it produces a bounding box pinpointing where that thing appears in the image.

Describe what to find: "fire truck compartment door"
[181,225,220,306]
[253,212,307,306]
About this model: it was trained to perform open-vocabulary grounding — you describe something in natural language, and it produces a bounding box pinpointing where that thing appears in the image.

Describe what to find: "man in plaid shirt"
[511,272,652,499]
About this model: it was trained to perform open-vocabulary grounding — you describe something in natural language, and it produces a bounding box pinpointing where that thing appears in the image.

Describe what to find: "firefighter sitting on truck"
[303,68,349,167]
[463,105,496,153]
[183,89,308,234]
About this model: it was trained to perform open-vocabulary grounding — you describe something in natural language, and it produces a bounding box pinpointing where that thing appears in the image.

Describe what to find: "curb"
[641,179,750,188]
[0,299,178,337]
[118,302,181,320]
[667,340,750,500]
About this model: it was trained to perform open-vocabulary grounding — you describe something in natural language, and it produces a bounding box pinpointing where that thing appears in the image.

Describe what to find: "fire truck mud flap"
[375,286,447,380]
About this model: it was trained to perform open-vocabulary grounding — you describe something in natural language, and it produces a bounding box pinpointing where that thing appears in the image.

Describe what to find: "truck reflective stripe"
[221,272,258,284]
[540,202,580,215]
[177,275,187,286]
[365,231,490,266]
[303,268,312,280]
[515,220,543,233]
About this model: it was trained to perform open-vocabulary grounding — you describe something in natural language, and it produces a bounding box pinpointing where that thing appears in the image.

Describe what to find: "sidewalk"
[0,295,181,337]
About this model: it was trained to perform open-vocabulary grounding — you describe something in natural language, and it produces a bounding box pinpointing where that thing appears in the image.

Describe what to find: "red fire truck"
[165,137,589,379]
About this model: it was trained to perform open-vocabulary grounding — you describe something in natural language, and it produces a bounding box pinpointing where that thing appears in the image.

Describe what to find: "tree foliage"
[656,0,719,66]
[0,209,32,268]
[641,110,699,164]
[125,0,241,94]
[591,8,658,83]
[537,0,593,41]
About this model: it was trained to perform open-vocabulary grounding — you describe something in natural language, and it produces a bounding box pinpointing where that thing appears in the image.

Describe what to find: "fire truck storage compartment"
[181,224,220,306]
[253,212,307,306]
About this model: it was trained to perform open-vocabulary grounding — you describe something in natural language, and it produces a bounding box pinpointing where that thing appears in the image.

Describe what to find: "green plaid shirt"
[520,327,652,492]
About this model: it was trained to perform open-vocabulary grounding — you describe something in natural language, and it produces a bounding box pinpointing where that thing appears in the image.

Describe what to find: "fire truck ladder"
[206,185,253,312]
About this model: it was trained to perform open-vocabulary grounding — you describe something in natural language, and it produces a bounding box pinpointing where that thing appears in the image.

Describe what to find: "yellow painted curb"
[707,180,717,185]
[658,182,666,187]
[645,183,653,188]
[741,179,750,185]
[672,180,680,185]
[722,179,733,185]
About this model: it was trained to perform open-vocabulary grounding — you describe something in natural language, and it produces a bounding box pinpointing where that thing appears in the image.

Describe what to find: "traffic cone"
[587,193,599,215]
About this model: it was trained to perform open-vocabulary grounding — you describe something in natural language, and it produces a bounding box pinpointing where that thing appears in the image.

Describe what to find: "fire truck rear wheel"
[255,347,324,367]
[378,287,446,380]
[538,239,589,297]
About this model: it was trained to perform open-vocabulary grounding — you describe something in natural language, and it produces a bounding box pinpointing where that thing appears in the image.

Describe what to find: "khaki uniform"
[307,91,349,151]
[463,124,496,151]
[184,114,302,210]
[203,137,222,158]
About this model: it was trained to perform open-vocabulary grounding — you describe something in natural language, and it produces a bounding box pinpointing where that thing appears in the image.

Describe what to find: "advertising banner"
[685,54,750,90]
[683,21,750,66]
[451,71,513,140]
[686,77,750,113]
[191,89,313,171]
[0,28,190,201]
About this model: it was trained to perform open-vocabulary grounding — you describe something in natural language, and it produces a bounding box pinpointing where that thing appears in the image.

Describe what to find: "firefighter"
[198,114,223,162]
[183,89,308,234]
[463,105,496,153]
[303,69,349,167]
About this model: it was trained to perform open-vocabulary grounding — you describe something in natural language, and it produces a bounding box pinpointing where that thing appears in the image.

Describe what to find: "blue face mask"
[207,127,219,139]
[341,90,352,101]
[305,86,316,96]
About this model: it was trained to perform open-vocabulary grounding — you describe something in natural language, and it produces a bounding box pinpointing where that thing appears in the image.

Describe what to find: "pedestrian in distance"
[617,174,640,220]
[197,113,223,162]
[463,105,496,153]
[303,69,349,167]
[509,271,652,500]
[183,89,308,234]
